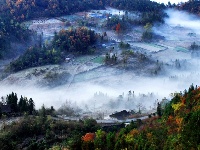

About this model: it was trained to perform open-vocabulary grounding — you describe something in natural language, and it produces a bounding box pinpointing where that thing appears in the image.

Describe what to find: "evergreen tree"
[22,97,28,113]
[157,102,162,117]
[0,106,2,118]
[18,95,24,113]
[106,132,115,150]
[6,92,18,113]
[39,105,47,124]
[28,98,35,115]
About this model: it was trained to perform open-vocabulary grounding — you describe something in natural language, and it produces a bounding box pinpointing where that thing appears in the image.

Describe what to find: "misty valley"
[0,0,200,150]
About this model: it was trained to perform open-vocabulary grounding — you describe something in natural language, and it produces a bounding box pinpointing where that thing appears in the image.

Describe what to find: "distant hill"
[0,0,167,59]
[106,0,167,24]
[9,27,98,72]
[1,0,105,22]
[0,0,105,58]
[178,0,200,16]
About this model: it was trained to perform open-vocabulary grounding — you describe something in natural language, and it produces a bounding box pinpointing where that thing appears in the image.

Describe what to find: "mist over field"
[1,7,200,113]
[1,64,200,112]
[165,9,200,32]
[1,0,200,149]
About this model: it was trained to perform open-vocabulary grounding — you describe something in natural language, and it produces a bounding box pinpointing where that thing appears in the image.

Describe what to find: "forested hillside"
[9,27,98,72]
[0,0,167,59]
[106,0,167,24]
[0,0,104,58]
[4,0,105,21]
[79,84,200,150]
[0,84,199,149]
[2,0,167,23]
[0,8,30,58]
[178,0,200,16]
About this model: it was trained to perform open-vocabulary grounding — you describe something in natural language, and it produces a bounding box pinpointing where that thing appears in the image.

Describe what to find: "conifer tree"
[157,102,162,117]
[28,98,35,115]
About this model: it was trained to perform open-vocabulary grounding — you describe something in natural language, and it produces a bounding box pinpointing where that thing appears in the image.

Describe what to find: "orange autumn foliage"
[175,117,183,132]
[82,133,95,142]
[16,0,23,6]
[168,115,173,122]
[129,129,139,136]
[181,97,186,104]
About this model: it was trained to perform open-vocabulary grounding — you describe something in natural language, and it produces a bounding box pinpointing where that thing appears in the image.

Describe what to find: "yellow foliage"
[146,132,152,140]
[125,129,139,144]
[172,102,185,113]
[125,134,134,144]
[49,146,62,150]
[129,129,139,136]
[144,23,152,31]
[95,129,106,139]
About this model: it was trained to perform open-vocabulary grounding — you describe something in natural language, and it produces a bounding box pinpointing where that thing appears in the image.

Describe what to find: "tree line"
[0,0,104,58]
[0,92,35,117]
[0,115,100,149]
[0,0,170,59]
[78,84,200,150]
[106,0,168,24]
[177,0,200,16]
[0,84,199,149]
[52,27,97,54]
[1,0,168,23]
[3,0,105,22]
[0,8,31,58]
[9,27,98,72]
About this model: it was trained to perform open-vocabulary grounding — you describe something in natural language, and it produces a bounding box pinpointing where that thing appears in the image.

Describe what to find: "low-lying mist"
[1,7,200,115]
[154,8,200,40]
[165,9,200,32]
[1,64,199,113]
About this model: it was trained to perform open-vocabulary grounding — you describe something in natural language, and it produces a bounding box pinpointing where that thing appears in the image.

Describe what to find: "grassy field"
[174,46,189,52]
[75,55,96,63]
[91,56,104,64]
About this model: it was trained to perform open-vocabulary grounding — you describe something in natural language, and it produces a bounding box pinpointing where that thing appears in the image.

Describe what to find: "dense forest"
[52,27,97,54]
[0,0,104,58]
[9,46,64,72]
[106,0,168,24]
[3,0,199,60]
[1,0,166,23]
[0,92,35,116]
[9,27,98,72]
[0,9,30,58]
[0,117,100,150]
[78,84,200,150]
[0,0,168,59]
[3,0,105,21]
[177,0,200,16]
[0,84,199,149]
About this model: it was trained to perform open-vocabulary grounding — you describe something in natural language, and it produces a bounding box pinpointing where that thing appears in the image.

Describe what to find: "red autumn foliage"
[116,23,121,32]
[82,133,95,142]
